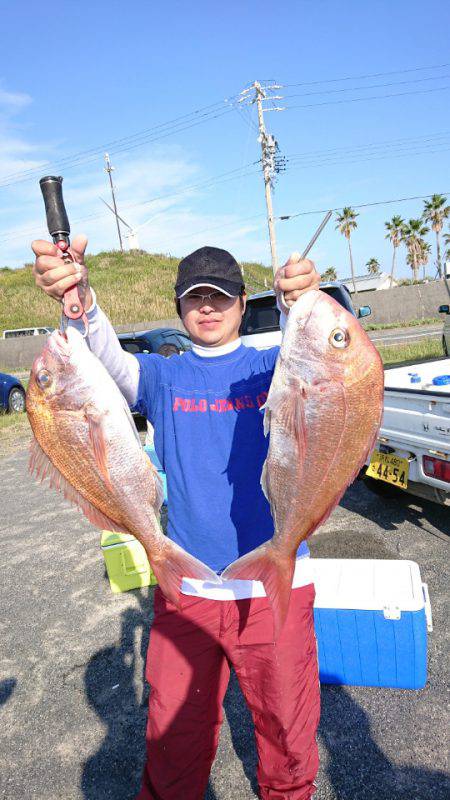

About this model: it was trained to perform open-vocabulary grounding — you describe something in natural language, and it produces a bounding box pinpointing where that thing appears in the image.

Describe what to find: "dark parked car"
[118,328,191,356]
[0,372,26,413]
[438,303,450,356]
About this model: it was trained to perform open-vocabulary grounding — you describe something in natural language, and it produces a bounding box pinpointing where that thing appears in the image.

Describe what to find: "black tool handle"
[39,176,70,244]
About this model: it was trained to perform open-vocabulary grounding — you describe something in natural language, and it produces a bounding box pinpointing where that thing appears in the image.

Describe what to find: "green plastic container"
[101,530,157,593]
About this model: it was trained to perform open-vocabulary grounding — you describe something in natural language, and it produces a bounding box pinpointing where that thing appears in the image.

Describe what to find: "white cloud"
[0,86,32,111]
[0,83,272,270]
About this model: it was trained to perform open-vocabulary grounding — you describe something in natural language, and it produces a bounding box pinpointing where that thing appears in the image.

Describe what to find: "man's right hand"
[31,234,93,309]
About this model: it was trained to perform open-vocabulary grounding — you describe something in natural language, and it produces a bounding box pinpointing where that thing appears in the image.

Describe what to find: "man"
[32,236,321,800]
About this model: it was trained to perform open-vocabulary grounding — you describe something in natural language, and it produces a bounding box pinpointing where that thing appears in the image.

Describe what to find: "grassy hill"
[0,250,272,332]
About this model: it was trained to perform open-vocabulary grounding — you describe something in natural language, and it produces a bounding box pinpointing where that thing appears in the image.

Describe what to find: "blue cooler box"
[310,559,432,690]
[144,446,167,504]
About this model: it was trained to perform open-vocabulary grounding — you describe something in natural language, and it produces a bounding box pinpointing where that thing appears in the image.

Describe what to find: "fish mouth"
[290,289,322,329]
[45,329,72,363]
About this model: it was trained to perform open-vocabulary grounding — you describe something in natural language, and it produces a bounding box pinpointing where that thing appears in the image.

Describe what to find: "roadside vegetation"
[0,250,270,331]
[364,317,441,331]
[379,338,444,366]
[1,247,447,335]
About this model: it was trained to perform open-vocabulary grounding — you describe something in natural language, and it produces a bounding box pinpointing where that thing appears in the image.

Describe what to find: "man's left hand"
[273,252,320,311]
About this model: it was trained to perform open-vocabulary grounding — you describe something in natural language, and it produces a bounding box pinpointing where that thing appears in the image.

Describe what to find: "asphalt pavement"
[0,444,449,800]
[367,324,442,346]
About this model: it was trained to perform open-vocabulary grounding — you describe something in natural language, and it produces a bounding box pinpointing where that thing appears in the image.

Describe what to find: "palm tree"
[418,240,432,281]
[422,194,450,279]
[321,266,338,281]
[385,215,404,288]
[443,231,450,271]
[335,207,359,294]
[402,219,429,282]
[366,258,380,276]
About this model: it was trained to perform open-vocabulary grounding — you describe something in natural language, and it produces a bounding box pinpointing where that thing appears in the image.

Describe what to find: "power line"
[0,104,238,189]
[0,65,447,188]
[2,134,449,247]
[60,130,449,223]
[285,131,450,160]
[0,100,230,183]
[2,190,449,262]
[283,84,450,111]
[282,63,450,88]
[0,161,263,245]
[285,142,450,172]
[1,74,448,191]
[282,73,450,99]
[276,191,450,221]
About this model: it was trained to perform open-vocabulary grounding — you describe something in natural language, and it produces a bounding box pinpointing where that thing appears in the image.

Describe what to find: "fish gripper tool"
[39,175,88,336]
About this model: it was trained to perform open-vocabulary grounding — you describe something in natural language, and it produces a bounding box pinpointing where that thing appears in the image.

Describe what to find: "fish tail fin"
[150,541,222,609]
[221,543,296,640]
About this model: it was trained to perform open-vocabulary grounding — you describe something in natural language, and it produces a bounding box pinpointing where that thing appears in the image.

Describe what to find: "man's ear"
[174,296,181,318]
[240,291,247,315]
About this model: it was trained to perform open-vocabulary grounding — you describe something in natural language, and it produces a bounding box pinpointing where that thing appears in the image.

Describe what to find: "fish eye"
[329,328,349,349]
[36,369,52,389]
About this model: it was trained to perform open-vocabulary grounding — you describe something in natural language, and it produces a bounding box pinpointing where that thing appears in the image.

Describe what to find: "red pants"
[136,584,320,800]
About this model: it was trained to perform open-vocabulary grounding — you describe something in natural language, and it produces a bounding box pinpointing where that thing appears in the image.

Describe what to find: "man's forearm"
[68,289,140,406]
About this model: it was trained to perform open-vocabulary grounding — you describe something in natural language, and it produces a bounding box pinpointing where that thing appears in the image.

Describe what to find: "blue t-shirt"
[132,343,308,572]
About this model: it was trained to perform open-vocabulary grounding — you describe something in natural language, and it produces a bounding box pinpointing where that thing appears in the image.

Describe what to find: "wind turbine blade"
[99,197,133,230]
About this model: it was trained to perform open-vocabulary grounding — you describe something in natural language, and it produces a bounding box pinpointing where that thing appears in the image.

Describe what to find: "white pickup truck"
[240,288,450,506]
[364,358,450,506]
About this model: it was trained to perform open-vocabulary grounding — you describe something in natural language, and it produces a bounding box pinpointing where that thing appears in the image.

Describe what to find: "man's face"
[178,286,247,347]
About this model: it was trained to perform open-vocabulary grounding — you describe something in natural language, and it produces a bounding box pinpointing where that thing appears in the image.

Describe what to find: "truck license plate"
[366,451,409,489]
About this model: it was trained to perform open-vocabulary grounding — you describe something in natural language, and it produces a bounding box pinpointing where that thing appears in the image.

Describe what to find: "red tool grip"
[62,285,84,320]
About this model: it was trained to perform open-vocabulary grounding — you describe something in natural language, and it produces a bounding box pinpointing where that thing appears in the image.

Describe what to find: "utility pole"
[104,152,123,252]
[239,81,285,276]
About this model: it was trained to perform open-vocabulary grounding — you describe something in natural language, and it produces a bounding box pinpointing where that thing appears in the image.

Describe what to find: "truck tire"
[8,387,25,413]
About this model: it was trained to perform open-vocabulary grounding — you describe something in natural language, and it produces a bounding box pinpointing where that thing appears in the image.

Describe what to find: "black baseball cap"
[175,246,245,299]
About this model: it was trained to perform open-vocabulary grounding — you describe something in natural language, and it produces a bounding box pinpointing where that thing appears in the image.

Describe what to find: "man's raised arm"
[273,252,321,330]
[31,235,139,406]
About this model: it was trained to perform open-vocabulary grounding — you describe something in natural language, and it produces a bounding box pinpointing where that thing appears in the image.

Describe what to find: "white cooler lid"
[311,559,424,612]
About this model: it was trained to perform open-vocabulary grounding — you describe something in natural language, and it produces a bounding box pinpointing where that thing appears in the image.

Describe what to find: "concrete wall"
[0,317,185,372]
[356,281,449,325]
[2,283,449,370]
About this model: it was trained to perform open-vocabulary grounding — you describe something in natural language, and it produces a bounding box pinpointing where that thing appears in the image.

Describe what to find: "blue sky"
[1,0,449,281]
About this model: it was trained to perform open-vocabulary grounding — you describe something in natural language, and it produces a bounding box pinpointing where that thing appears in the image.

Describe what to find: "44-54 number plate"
[366,450,409,489]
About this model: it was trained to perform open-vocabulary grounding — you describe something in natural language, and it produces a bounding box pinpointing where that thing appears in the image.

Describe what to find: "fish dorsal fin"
[29,437,131,535]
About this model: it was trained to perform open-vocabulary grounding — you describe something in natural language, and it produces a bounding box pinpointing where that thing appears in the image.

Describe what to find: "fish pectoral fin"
[265,385,307,459]
[221,544,296,641]
[84,403,111,487]
[149,542,222,608]
[29,437,129,534]
[260,459,269,501]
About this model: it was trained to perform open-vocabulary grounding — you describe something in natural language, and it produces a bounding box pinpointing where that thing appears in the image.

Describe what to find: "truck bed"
[373,358,450,502]
[384,358,450,395]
